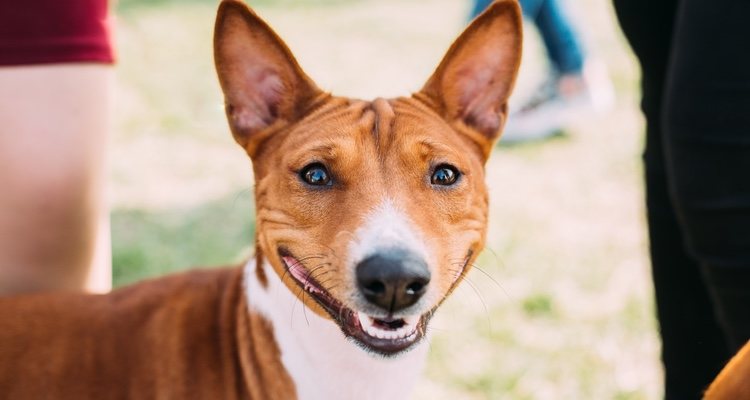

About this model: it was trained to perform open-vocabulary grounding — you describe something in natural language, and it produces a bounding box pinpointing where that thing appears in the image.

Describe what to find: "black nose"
[356,249,431,312]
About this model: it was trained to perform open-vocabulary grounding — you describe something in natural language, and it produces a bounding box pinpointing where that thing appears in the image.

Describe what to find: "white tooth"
[396,327,409,338]
[403,315,420,327]
[358,312,373,330]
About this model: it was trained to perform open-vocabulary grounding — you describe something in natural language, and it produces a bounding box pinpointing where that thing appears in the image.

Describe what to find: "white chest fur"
[244,260,429,400]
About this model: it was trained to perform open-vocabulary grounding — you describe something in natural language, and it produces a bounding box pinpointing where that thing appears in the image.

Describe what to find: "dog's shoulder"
[0,266,247,398]
[0,265,246,349]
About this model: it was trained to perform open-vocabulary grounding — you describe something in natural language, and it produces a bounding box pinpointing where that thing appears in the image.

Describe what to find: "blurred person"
[613,0,750,398]
[0,0,115,294]
[471,0,612,143]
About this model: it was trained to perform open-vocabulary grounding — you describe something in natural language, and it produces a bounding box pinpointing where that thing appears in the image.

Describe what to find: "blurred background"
[112,0,659,398]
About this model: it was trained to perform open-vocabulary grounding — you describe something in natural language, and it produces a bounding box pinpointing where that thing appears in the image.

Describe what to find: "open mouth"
[279,250,429,356]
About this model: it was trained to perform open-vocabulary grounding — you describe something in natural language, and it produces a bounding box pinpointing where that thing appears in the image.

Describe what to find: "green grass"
[112,190,254,286]
[112,0,662,398]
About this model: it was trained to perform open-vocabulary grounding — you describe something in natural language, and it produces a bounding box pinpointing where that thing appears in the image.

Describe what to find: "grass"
[112,0,661,398]
[112,190,253,286]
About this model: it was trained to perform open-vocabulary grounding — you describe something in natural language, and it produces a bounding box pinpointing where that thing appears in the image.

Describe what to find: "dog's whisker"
[316,277,337,287]
[482,246,507,270]
[322,284,339,293]
[301,287,311,327]
[461,277,492,334]
[314,244,340,259]
[304,264,328,281]
[471,265,511,300]
[448,261,511,301]
[296,254,327,263]
[310,270,331,280]
[231,187,253,209]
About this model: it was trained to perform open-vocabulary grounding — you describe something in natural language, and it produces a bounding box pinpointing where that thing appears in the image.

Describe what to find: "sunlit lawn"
[112,0,661,398]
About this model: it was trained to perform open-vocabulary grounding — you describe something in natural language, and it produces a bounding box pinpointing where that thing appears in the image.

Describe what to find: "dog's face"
[214,0,521,356]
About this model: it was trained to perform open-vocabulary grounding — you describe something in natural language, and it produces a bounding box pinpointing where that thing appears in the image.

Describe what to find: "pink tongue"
[284,256,310,283]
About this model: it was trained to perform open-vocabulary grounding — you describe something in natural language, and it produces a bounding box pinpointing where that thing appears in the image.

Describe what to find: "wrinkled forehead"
[268,96,473,164]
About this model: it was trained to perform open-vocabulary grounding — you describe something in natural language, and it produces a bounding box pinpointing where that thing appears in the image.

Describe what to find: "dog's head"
[214,0,521,356]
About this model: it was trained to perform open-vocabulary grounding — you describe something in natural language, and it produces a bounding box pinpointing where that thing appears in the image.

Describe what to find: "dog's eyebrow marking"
[306,143,337,156]
[297,137,358,162]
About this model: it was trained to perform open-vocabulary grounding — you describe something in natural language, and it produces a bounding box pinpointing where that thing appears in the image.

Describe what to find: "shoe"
[500,59,614,144]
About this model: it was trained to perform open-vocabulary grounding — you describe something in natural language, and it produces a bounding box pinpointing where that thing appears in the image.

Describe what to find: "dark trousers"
[613,0,750,398]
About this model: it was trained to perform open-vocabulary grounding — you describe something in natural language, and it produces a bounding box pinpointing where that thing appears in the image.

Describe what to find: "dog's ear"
[214,0,321,156]
[419,0,522,158]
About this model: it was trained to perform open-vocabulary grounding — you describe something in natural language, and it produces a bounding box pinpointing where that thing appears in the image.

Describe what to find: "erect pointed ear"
[419,0,522,158]
[214,0,322,157]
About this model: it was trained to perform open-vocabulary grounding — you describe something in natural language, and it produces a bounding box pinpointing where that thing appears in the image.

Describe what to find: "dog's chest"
[244,260,428,400]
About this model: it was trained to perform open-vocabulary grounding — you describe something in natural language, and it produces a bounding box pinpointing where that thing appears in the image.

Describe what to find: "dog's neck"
[243,258,429,400]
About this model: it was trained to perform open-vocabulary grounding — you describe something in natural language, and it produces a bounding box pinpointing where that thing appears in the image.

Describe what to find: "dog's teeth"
[357,312,373,330]
[395,327,410,338]
[357,312,422,341]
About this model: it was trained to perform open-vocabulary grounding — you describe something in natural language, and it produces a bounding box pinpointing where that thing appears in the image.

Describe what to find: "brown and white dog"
[0,1,521,398]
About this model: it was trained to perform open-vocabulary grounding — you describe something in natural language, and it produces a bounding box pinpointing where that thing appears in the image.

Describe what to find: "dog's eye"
[431,164,460,186]
[300,163,331,186]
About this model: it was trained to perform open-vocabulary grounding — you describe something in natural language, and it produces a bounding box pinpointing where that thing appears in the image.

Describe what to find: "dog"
[0,0,521,398]
[705,340,750,399]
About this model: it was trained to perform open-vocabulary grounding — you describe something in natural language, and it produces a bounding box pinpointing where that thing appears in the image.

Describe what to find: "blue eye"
[301,163,331,186]
[431,164,459,186]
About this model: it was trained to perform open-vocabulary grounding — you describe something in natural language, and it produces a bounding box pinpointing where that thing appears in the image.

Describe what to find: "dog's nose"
[356,249,430,312]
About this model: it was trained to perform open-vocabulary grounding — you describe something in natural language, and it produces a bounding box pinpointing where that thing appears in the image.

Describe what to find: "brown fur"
[0,0,522,397]
[0,267,295,399]
[705,341,750,399]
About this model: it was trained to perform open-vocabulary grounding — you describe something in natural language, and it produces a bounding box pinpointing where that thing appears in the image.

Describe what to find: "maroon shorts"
[0,0,114,66]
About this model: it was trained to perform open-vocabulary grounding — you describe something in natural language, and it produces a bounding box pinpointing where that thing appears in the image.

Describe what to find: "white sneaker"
[500,59,614,144]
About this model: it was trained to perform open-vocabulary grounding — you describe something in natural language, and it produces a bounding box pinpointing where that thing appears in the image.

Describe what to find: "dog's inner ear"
[214,0,321,155]
[419,0,522,157]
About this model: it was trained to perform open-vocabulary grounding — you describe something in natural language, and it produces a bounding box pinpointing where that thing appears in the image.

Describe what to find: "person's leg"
[526,0,583,75]
[663,0,750,350]
[497,0,615,143]
[473,0,583,74]
[0,64,112,294]
[613,0,732,398]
